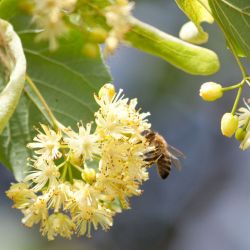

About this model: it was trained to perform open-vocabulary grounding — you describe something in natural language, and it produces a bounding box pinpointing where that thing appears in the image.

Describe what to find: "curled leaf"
[176,0,213,44]
[179,21,208,44]
[0,19,26,134]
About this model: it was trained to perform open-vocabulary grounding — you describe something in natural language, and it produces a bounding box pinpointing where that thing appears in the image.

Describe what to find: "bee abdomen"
[157,155,172,179]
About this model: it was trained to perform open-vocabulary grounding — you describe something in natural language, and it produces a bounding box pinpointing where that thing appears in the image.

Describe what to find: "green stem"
[57,161,66,169]
[61,163,68,181]
[25,75,59,130]
[68,165,73,183]
[222,81,243,91]
[222,41,248,115]
[231,86,243,115]
[72,164,83,173]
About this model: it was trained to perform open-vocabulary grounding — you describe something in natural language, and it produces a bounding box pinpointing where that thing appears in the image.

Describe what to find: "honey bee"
[142,130,185,179]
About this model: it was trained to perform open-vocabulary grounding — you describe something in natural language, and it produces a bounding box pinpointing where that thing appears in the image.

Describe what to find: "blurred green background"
[1,0,250,249]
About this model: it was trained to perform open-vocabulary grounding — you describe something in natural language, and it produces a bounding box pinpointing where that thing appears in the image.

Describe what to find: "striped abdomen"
[156,153,172,179]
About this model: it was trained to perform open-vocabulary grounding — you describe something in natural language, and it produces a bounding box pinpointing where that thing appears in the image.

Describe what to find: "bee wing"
[168,145,185,158]
[170,155,182,171]
[168,145,185,171]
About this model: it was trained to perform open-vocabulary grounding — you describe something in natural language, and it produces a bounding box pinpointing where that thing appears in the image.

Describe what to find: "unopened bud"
[221,113,238,137]
[200,82,223,102]
[82,168,96,184]
[82,43,99,58]
[98,83,116,101]
[235,128,246,141]
[89,27,108,43]
[70,154,82,167]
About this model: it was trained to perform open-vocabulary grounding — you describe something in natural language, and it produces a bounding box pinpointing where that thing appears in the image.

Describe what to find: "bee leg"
[143,151,161,162]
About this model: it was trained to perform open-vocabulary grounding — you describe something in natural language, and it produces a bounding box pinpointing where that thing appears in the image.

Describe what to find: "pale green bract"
[125,18,220,75]
[0,19,26,134]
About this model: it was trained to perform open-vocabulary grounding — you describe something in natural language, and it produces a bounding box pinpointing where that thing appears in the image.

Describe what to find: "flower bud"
[199,82,223,102]
[82,43,99,58]
[221,113,238,137]
[70,153,82,167]
[98,83,116,101]
[235,128,246,141]
[82,168,96,184]
[89,27,108,43]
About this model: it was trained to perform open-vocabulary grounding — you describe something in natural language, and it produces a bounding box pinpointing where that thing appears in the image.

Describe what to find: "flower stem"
[72,164,83,173]
[68,165,73,183]
[231,85,243,115]
[25,75,59,130]
[222,81,244,91]
[61,163,68,181]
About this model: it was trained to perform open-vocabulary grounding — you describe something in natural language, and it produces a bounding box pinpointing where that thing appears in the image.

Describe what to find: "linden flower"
[237,101,250,150]
[27,124,62,160]
[74,204,113,238]
[22,195,49,228]
[64,123,100,161]
[31,0,77,50]
[95,84,151,139]
[41,213,75,240]
[47,183,72,212]
[104,0,134,54]
[239,131,250,150]
[238,100,250,128]
[6,183,36,210]
[35,18,68,51]
[7,83,154,240]
[69,181,113,237]
[95,139,149,208]
[25,160,60,192]
[99,138,148,181]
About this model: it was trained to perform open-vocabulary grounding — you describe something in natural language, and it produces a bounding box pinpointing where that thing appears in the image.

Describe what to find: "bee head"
[141,129,155,141]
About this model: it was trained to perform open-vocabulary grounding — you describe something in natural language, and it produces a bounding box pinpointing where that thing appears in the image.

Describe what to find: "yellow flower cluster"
[104,0,134,54]
[21,0,133,54]
[30,0,77,50]
[6,83,153,240]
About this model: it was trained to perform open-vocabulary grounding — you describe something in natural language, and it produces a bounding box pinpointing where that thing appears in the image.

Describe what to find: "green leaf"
[0,94,41,181]
[209,0,250,58]
[0,19,26,134]
[0,12,111,181]
[0,0,19,20]
[176,0,213,44]
[125,18,220,75]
